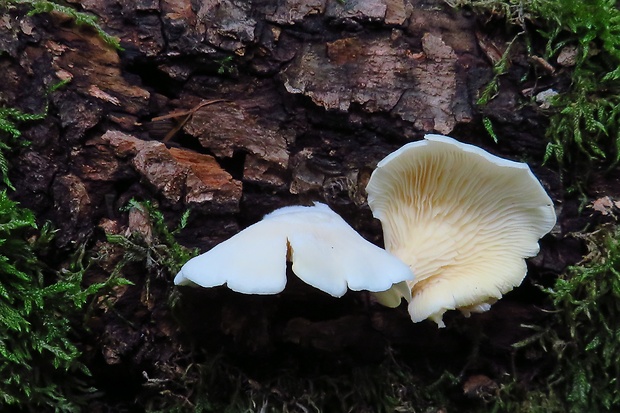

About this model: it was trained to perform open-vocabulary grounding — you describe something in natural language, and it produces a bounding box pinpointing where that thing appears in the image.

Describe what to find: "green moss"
[105,199,195,281]
[545,226,620,412]
[541,0,620,170]
[449,0,620,175]
[216,56,238,76]
[0,106,46,189]
[6,0,122,50]
[484,225,620,413]
[0,191,124,411]
[487,384,564,413]
[0,101,126,410]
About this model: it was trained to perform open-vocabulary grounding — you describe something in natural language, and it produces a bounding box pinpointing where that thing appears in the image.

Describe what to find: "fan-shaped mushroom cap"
[366,134,556,327]
[175,202,413,297]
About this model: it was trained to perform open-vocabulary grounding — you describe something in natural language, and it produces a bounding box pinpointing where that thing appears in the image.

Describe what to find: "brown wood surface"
[1,0,607,410]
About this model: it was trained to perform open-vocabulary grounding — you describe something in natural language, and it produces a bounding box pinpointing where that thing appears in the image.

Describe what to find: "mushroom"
[366,134,556,327]
[175,202,414,298]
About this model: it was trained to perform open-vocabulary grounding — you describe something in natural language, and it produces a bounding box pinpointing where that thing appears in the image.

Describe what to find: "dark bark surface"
[0,0,605,411]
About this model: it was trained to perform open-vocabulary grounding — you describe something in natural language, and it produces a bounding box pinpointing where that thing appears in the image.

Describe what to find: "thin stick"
[151,99,227,142]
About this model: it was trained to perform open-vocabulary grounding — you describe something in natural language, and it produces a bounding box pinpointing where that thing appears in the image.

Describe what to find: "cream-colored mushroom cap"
[366,134,556,327]
[175,202,414,297]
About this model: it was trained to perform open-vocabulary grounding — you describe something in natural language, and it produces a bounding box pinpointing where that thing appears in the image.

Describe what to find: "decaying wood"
[0,0,596,410]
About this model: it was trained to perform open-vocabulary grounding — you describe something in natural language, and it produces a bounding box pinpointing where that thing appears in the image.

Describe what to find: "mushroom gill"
[366,134,556,327]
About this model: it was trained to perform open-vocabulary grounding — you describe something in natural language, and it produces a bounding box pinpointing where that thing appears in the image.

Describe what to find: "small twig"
[151,99,227,142]
[151,99,227,122]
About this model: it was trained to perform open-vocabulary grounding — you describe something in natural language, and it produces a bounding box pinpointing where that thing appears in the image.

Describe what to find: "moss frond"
[6,0,122,50]
[450,0,620,175]
[0,106,46,189]
[0,192,114,411]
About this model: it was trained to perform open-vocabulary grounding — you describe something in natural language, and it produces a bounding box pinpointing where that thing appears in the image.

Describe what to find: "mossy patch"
[450,0,620,180]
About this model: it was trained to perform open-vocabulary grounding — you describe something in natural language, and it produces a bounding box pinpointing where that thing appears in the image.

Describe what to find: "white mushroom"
[175,202,414,297]
[366,134,556,327]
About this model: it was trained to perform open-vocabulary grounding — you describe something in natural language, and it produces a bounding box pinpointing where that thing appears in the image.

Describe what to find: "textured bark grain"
[0,0,588,410]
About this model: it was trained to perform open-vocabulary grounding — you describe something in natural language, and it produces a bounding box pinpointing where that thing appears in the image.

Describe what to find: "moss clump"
[0,107,46,188]
[539,0,620,172]
[105,199,195,280]
[448,0,620,176]
[0,99,127,410]
[6,0,122,50]
[487,225,620,413]
[545,226,620,412]
[0,191,118,411]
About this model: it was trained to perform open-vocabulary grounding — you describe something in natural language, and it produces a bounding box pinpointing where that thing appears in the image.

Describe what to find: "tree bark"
[0,0,591,410]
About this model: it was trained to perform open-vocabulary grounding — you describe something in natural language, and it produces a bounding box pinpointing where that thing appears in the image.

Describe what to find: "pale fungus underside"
[367,135,556,327]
